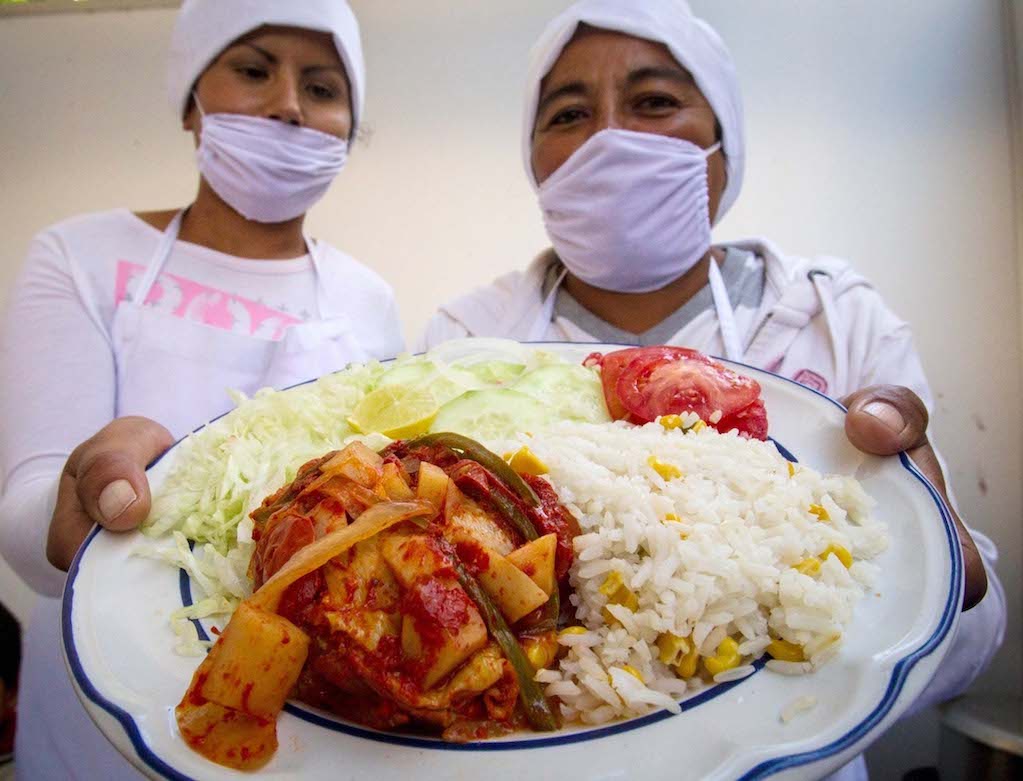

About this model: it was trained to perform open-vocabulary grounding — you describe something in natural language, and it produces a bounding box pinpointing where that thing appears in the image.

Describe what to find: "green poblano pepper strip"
[447,553,558,732]
[485,484,539,543]
[477,489,561,630]
[408,433,562,632]
[406,432,540,507]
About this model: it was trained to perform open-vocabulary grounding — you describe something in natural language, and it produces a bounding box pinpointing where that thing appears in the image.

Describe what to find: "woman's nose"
[265,76,302,126]
[595,102,622,132]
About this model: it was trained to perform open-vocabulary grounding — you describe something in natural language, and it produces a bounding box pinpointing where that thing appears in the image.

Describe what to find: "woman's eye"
[636,94,681,112]
[235,65,268,81]
[307,83,339,101]
[549,107,586,127]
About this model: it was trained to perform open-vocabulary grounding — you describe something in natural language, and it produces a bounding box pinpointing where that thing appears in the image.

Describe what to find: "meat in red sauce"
[241,442,574,740]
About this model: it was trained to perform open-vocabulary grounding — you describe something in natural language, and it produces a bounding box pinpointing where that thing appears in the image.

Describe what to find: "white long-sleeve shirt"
[0,209,404,780]
[0,209,404,595]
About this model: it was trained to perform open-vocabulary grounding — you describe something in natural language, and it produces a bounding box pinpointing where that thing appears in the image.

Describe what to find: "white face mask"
[537,128,720,293]
[194,100,348,223]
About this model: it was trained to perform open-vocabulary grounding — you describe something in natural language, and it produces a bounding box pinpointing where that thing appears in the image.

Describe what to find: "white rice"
[508,420,887,724]
[780,695,819,723]
[712,664,757,684]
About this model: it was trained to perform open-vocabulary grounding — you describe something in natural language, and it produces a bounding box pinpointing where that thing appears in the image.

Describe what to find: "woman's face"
[184,26,352,140]
[531,27,726,222]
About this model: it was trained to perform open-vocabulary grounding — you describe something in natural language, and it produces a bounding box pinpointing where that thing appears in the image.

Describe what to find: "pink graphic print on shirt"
[792,369,828,395]
[115,262,302,341]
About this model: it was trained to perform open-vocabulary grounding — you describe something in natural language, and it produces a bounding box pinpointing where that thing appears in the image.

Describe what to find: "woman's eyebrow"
[626,66,694,87]
[536,81,588,117]
[240,42,276,62]
[303,64,347,78]
[238,42,345,77]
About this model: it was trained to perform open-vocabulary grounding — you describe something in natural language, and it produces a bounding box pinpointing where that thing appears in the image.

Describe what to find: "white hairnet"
[167,0,365,133]
[522,0,745,222]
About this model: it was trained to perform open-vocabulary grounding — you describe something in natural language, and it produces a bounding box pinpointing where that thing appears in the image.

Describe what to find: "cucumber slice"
[377,360,484,405]
[465,361,526,386]
[425,338,531,368]
[512,364,611,423]
[376,360,436,387]
[429,389,556,442]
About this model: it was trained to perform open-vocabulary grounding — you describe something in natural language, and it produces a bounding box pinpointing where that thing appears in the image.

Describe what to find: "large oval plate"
[62,343,961,780]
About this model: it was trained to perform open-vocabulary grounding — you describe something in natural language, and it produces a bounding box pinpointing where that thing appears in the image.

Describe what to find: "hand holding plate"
[842,385,987,610]
[46,416,174,571]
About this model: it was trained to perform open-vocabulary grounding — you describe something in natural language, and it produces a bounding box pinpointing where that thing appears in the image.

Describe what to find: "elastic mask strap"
[703,141,722,158]
[709,256,744,363]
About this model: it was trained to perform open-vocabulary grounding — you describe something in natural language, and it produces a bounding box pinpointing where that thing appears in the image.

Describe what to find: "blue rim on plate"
[61,347,963,780]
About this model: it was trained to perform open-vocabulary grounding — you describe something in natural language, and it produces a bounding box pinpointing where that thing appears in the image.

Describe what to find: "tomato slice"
[587,346,768,439]
[585,350,629,420]
[587,347,707,421]
[716,398,769,440]
[619,353,760,421]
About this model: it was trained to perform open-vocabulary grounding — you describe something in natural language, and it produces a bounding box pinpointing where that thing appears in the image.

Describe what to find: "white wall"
[1011,0,1023,390]
[0,0,1019,774]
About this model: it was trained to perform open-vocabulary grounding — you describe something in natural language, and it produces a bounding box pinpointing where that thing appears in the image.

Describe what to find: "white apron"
[112,210,369,437]
[16,212,371,780]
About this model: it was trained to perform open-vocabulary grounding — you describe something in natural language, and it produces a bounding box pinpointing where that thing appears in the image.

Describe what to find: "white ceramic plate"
[62,344,962,780]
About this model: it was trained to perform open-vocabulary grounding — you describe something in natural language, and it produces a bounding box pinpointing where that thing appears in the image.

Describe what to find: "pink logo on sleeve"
[792,369,828,395]
[115,262,302,341]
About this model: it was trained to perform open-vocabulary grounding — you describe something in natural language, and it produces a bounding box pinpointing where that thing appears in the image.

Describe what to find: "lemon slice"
[348,385,439,439]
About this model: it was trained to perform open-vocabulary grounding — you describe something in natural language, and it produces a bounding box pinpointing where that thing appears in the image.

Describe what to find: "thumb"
[72,417,175,531]
[842,385,929,456]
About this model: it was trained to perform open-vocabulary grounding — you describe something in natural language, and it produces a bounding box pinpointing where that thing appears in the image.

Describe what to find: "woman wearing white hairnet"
[423,1,1005,777]
[0,1,400,777]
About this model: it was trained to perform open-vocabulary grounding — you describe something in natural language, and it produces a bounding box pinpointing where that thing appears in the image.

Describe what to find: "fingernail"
[98,479,137,523]
[862,401,905,433]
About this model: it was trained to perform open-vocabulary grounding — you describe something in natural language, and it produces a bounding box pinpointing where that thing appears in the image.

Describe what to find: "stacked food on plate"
[142,340,886,770]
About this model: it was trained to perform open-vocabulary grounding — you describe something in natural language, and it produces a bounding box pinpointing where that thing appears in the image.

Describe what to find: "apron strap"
[709,256,744,363]
[526,266,568,342]
[305,236,333,319]
[809,269,848,395]
[132,210,185,304]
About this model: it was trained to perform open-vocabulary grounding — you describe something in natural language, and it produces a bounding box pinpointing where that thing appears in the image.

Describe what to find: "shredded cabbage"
[142,348,587,554]
[142,360,387,552]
